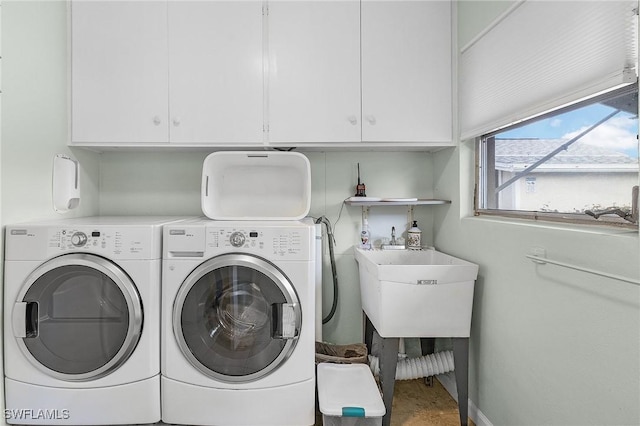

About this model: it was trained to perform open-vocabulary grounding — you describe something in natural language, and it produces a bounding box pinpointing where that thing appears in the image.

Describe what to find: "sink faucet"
[381,226,404,250]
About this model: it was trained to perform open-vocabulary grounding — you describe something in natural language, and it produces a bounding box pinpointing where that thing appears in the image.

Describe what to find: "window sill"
[463,213,639,238]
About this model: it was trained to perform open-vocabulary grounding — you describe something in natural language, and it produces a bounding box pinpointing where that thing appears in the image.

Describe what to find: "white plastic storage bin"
[201,151,311,220]
[317,363,385,426]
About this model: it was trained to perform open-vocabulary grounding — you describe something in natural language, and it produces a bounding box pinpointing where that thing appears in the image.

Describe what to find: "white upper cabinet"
[70,0,453,148]
[361,0,452,143]
[168,1,263,144]
[267,1,361,144]
[71,1,169,144]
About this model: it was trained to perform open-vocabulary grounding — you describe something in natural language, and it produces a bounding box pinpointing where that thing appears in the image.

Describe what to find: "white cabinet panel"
[267,1,361,143]
[361,0,452,143]
[71,1,169,144]
[70,0,453,148]
[168,1,264,144]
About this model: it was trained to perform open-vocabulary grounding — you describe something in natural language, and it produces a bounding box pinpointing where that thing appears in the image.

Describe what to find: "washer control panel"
[163,222,314,261]
[205,225,312,260]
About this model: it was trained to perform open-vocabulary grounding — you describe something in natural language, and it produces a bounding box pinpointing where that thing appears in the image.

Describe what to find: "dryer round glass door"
[12,253,143,381]
[174,253,301,383]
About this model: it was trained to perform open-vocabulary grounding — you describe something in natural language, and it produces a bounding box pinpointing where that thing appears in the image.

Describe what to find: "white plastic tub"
[354,247,479,338]
[201,151,311,220]
[317,363,385,426]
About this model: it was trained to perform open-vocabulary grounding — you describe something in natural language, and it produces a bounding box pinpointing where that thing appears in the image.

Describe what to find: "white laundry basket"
[201,151,311,220]
[317,363,386,426]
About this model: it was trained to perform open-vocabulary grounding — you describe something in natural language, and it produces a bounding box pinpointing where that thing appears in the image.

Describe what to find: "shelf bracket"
[407,205,414,229]
[361,205,370,225]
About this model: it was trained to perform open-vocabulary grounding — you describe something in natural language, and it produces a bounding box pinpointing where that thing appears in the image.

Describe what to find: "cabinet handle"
[153,116,161,126]
[172,117,181,127]
[348,116,358,125]
[365,115,377,125]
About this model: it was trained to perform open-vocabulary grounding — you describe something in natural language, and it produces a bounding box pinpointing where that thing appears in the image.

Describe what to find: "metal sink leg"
[452,337,469,426]
[379,336,399,426]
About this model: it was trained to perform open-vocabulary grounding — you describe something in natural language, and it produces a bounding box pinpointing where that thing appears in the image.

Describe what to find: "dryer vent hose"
[368,350,455,381]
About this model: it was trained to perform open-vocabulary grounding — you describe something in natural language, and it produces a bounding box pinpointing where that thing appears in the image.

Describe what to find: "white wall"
[0,2,101,424]
[99,150,437,344]
[499,171,637,212]
[1,0,100,225]
[431,2,640,424]
[456,0,512,50]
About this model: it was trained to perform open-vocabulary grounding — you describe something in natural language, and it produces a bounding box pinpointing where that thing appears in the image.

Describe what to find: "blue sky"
[500,103,639,159]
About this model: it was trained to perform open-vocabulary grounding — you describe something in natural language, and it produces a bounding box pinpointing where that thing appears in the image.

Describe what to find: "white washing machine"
[161,218,316,426]
[3,216,186,425]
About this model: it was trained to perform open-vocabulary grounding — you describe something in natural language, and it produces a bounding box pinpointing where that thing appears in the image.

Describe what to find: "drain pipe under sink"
[368,350,455,380]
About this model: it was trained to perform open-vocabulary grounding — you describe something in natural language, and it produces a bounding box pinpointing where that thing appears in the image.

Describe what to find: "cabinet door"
[267,1,361,144]
[71,1,169,144]
[361,0,452,143]
[168,1,264,144]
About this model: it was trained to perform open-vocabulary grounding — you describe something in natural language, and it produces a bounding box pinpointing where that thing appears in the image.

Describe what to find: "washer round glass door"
[12,253,143,381]
[174,253,301,383]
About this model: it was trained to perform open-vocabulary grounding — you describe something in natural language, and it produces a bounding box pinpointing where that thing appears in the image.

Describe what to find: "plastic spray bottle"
[360,218,371,250]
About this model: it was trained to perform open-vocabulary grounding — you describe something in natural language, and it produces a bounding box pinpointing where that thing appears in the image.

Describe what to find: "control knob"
[230,232,246,248]
[71,232,88,247]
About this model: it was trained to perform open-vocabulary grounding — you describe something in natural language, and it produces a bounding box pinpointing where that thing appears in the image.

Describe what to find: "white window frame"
[475,84,639,229]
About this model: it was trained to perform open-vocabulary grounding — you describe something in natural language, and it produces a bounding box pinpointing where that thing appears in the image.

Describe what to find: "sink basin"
[354,247,479,338]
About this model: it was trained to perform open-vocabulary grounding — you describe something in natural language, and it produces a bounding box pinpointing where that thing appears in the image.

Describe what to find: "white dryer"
[162,218,316,426]
[3,216,185,425]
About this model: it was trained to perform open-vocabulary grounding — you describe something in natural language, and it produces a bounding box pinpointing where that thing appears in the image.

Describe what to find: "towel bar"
[526,254,640,286]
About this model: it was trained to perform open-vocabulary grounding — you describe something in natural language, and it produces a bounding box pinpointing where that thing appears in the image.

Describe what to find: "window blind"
[459,0,638,140]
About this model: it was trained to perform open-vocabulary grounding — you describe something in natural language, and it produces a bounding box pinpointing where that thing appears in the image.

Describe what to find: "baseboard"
[436,372,493,426]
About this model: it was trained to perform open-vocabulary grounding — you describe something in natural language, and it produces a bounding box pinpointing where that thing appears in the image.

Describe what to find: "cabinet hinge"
[262,3,269,16]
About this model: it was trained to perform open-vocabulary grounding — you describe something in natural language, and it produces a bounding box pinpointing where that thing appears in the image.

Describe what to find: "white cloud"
[561,116,638,152]
[550,118,563,128]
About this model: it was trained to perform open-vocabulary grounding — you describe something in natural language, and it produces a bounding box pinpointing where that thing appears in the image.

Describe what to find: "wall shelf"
[346,198,452,239]
[345,198,451,207]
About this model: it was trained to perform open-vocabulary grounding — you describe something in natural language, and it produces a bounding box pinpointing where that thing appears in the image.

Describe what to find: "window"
[476,84,639,227]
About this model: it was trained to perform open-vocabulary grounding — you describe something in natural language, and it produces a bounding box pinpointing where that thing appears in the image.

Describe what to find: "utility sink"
[354,247,479,338]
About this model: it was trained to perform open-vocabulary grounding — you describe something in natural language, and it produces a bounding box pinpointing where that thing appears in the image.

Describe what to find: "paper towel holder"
[53,154,80,212]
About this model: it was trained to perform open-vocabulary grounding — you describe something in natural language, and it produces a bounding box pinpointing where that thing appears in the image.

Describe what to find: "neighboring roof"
[495,138,639,172]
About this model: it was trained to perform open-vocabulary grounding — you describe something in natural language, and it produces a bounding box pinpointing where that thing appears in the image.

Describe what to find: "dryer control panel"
[5,225,158,260]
